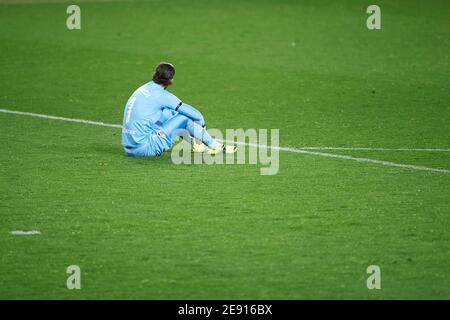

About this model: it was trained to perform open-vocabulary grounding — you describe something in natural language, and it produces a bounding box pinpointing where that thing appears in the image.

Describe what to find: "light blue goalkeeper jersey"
[122,81,207,157]
[121,81,181,155]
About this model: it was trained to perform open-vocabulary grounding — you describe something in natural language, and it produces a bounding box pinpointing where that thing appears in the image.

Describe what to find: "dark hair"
[152,62,175,86]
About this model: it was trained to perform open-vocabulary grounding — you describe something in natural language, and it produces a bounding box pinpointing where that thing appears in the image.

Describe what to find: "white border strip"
[1,108,449,174]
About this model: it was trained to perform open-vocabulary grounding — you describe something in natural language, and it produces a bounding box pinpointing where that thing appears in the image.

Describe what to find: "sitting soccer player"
[121,62,237,157]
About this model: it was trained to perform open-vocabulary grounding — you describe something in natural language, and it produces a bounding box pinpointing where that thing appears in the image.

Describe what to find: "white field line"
[10,230,41,235]
[0,108,122,129]
[295,147,450,152]
[1,108,449,174]
[221,140,450,174]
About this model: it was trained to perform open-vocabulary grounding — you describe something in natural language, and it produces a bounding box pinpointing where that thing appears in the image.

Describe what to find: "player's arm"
[175,102,205,126]
[163,93,205,126]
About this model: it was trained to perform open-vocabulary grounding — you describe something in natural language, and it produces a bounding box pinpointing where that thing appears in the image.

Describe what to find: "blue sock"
[186,120,219,148]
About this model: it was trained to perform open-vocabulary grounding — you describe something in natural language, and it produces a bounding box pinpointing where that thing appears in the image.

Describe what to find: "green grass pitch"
[0,0,449,299]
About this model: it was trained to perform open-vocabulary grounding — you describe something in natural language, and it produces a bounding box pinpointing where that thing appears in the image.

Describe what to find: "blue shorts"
[124,132,172,157]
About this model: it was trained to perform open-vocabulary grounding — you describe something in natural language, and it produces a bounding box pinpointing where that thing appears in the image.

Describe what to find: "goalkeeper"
[121,62,237,157]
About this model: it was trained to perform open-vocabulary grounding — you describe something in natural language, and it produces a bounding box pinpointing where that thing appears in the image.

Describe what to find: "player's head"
[152,62,175,88]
